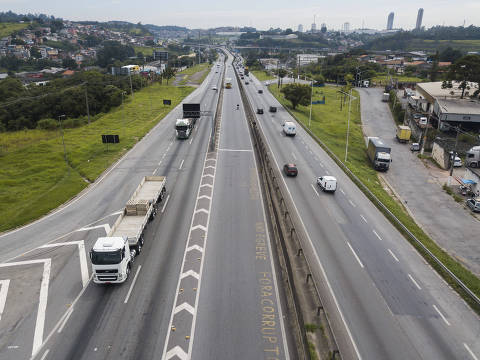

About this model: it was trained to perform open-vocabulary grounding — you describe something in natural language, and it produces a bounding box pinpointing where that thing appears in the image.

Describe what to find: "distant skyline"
[1,0,479,30]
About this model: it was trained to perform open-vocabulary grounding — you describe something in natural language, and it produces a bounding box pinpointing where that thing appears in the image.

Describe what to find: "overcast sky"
[2,0,479,30]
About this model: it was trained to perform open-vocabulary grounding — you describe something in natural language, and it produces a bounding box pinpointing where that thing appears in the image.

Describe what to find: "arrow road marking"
[77,224,111,235]
[174,302,195,315]
[166,346,188,360]
[0,279,10,322]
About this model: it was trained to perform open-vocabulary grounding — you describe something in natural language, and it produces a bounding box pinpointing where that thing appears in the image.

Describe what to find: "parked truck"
[466,146,480,168]
[367,137,392,171]
[396,125,411,143]
[90,176,167,284]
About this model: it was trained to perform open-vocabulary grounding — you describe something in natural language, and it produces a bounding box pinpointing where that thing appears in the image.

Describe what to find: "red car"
[283,163,298,177]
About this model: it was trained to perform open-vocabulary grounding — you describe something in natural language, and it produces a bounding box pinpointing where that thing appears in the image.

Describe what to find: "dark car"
[283,163,298,177]
[245,81,249,85]
[258,89,263,94]
[269,106,277,113]
[257,108,264,114]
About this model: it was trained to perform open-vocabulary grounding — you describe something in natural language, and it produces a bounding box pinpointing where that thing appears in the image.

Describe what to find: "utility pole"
[121,91,127,140]
[129,72,134,99]
[448,126,460,186]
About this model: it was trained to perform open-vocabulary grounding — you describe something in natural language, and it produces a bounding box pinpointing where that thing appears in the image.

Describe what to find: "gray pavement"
[244,72,480,359]
[358,87,480,276]
[0,58,224,359]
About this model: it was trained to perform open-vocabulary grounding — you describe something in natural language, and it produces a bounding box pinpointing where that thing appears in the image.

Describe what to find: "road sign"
[163,99,171,105]
[101,135,119,144]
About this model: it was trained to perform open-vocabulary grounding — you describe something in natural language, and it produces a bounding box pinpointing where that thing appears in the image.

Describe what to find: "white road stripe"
[189,137,193,145]
[408,274,422,290]
[372,230,382,241]
[348,199,356,207]
[124,265,142,304]
[179,159,184,170]
[292,152,297,160]
[152,167,158,175]
[218,148,253,152]
[347,242,364,268]
[57,307,73,333]
[388,249,400,262]
[33,259,51,357]
[319,162,324,168]
[360,215,367,223]
[464,343,479,360]
[339,188,345,195]
[161,195,170,213]
[433,304,450,326]
[39,349,50,360]
[310,183,320,197]
[0,280,10,322]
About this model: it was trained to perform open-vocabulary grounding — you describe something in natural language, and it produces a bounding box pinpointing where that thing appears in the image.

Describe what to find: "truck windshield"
[176,125,189,131]
[91,250,122,265]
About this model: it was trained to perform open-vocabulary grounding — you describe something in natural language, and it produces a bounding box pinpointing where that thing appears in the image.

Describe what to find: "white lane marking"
[339,188,345,195]
[310,183,320,197]
[319,162,324,168]
[388,249,400,262]
[195,208,209,215]
[57,307,73,333]
[174,302,195,315]
[246,72,361,359]
[360,215,367,223]
[408,274,422,290]
[124,265,142,304]
[152,167,158,175]
[464,343,479,360]
[189,137,193,145]
[181,269,200,279]
[326,170,330,175]
[203,174,214,179]
[372,230,382,241]
[433,304,450,326]
[40,241,89,288]
[348,199,356,208]
[218,148,253,152]
[292,152,297,160]
[179,159,185,170]
[347,242,364,268]
[204,165,215,170]
[161,195,170,213]
[0,280,10,322]
[77,224,111,235]
[200,183,213,189]
[166,346,188,360]
[197,195,211,200]
[39,349,50,360]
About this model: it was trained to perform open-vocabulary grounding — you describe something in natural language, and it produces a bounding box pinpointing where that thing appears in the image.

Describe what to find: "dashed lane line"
[372,230,382,241]
[124,265,142,304]
[57,307,73,333]
[433,304,451,326]
[347,242,364,269]
[161,195,171,213]
[339,188,345,195]
[311,183,320,197]
[39,349,50,360]
[0,280,10,322]
[348,199,356,208]
[179,159,185,170]
[408,274,422,290]
[360,215,367,223]
[387,249,400,262]
[464,343,479,360]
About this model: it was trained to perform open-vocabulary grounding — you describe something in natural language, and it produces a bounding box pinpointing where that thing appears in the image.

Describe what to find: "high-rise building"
[343,22,350,32]
[320,23,327,33]
[387,12,394,30]
[311,23,317,32]
[298,24,303,33]
[416,8,424,30]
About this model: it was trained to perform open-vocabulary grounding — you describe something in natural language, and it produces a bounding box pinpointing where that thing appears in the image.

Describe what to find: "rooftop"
[417,81,479,99]
[436,98,480,115]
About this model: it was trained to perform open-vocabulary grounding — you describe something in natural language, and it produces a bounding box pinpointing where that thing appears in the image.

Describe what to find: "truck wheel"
[126,264,131,279]
[137,242,142,254]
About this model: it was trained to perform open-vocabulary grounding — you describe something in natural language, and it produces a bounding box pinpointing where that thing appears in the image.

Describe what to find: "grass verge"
[269,84,480,314]
[0,22,29,38]
[178,63,211,85]
[251,70,276,82]
[0,83,194,232]
[373,75,425,84]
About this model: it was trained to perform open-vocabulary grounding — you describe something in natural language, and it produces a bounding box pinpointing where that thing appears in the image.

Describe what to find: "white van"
[317,176,337,193]
[283,122,296,136]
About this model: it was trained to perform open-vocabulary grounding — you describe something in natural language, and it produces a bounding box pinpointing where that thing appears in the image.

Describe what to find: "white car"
[212,86,218,91]
[317,176,337,193]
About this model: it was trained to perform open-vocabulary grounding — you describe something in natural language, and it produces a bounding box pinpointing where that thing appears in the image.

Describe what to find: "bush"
[37,118,59,130]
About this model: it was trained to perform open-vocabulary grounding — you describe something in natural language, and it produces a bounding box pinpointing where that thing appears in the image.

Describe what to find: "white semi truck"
[90,176,167,284]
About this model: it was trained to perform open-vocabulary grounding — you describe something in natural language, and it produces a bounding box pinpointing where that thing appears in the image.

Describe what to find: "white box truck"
[90,176,167,284]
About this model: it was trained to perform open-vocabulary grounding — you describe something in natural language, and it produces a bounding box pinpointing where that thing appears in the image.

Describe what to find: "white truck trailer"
[90,176,167,284]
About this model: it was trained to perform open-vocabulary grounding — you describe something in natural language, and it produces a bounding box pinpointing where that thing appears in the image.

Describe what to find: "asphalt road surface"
[243,70,480,360]
[358,87,480,276]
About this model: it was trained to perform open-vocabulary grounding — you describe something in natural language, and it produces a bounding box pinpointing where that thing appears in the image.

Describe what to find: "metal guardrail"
[284,104,480,309]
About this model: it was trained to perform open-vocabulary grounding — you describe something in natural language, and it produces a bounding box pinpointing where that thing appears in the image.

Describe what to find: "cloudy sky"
[2,0,479,30]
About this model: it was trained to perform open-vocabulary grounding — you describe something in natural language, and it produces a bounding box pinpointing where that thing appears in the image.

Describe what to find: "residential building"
[297,54,325,67]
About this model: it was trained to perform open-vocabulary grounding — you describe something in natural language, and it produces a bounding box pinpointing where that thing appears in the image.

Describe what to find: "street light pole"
[58,114,67,165]
[121,91,126,140]
[345,89,352,162]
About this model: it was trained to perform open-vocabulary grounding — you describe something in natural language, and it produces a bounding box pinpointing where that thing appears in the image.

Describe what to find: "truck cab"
[90,237,135,284]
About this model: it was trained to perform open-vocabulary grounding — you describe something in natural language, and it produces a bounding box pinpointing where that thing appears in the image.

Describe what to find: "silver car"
[466,198,480,212]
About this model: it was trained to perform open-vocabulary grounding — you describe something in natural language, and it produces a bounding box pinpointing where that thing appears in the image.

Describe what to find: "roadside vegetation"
[250,70,275,82]
[0,22,28,38]
[178,63,211,85]
[0,83,194,232]
[268,84,480,314]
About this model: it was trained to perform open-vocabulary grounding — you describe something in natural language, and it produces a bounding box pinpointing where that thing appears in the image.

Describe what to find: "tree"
[145,40,155,46]
[285,28,293,35]
[30,47,42,59]
[281,84,311,109]
[96,41,135,68]
[439,47,463,62]
[162,67,176,85]
[445,54,480,98]
[62,58,77,69]
[277,68,288,88]
[313,74,325,86]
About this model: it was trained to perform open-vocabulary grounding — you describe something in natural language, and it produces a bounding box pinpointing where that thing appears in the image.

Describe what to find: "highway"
[243,67,480,360]
[0,55,223,359]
